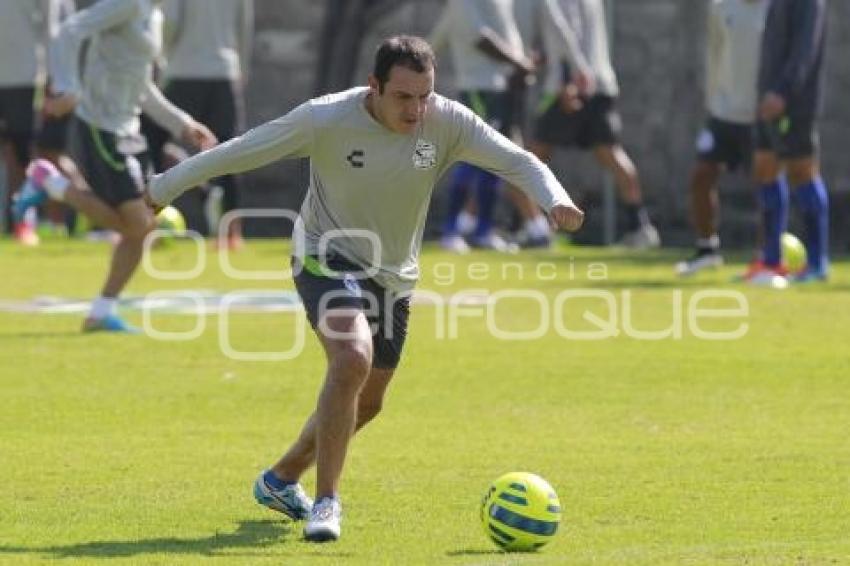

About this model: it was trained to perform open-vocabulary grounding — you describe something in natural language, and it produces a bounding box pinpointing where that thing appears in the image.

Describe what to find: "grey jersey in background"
[429,0,525,92]
[556,0,618,96]
[0,0,57,86]
[52,0,191,137]
[513,0,590,94]
[161,0,253,81]
[706,0,768,125]
[150,87,574,292]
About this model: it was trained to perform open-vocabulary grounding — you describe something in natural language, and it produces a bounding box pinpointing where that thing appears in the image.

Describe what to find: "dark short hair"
[373,35,436,93]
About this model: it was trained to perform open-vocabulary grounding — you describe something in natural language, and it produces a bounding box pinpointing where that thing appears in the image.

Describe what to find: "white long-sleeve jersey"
[150,87,575,292]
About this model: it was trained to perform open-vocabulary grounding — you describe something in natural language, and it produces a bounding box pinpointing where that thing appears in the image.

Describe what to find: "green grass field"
[2,238,849,565]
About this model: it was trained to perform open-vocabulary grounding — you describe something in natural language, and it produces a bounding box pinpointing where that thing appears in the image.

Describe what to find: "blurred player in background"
[430,0,535,253]
[746,0,829,285]
[32,0,81,240]
[676,0,769,276]
[512,0,593,248]
[529,0,660,249]
[14,0,216,332]
[144,0,253,248]
[0,0,62,245]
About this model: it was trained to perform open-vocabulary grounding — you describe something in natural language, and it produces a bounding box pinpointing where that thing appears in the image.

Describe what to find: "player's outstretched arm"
[147,102,314,207]
[446,99,582,228]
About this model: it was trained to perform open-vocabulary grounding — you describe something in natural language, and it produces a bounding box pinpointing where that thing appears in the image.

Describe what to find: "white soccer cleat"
[675,251,723,277]
[469,233,519,254]
[747,270,789,289]
[253,470,313,520]
[618,224,661,249]
[303,496,342,542]
[440,234,470,254]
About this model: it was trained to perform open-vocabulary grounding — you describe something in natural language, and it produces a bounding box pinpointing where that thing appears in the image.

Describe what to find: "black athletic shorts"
[67,116,145,207]
[292,253,411,370]
[0,86,35,165]
[696,116,753,171]
[35,115,71,152]
[459,90,514,136]
[534,93,621,149]
[755,113,818,159]
[145,78,244,169]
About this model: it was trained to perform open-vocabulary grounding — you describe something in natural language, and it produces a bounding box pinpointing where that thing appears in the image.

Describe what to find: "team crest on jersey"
[343,273,361,297]
[412,139,437,170]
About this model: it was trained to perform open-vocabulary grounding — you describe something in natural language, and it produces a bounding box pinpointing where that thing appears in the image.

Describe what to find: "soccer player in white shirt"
[147,35,584,542]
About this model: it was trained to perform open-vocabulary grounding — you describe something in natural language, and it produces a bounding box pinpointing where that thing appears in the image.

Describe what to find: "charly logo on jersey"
[412,139,437,170]
[346,150,365,168]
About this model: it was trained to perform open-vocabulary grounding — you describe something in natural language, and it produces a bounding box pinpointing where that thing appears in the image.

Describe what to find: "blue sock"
[472,170,500,239]
[759,179,789,267]
[443,164,475,235]
[263,469,295,490]
[793,177,829,274]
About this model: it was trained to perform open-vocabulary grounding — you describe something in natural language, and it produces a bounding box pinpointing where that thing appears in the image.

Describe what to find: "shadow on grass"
[0,331,83,339]
[446,548,508,557]
[0,519,294,559]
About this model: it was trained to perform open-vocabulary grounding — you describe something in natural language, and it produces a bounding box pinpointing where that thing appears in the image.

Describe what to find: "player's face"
[370,65,435,134]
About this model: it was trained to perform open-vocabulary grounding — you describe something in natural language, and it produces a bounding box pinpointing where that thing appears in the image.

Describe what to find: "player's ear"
[367,74,380,94]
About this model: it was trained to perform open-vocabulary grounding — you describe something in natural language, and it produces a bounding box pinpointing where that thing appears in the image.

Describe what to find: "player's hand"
[509,66,535,91]
[559,83,583,113]
[573,69,596,97]
[759,92,786,121]
[44,93,78,118]
[518,55,536,76]
[180,121,217,151]
[142,187,164,215]
[550,203,585,232]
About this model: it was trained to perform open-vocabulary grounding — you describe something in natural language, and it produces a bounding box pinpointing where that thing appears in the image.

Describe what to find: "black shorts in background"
[755,113,818,159]
[67,116,145,208]
[0,86,35,136]
[459,90,514,137]
[292,253,411,370]
[0,86,35,165]
[696,116,753,172]
[145,78,244,170]
[534,94,621,149]
[35,115,71,153]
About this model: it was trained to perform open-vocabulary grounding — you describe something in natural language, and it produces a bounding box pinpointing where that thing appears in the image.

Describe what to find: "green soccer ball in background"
[156,205,187,238]
[480,471,562,552]
[782,232,807,272]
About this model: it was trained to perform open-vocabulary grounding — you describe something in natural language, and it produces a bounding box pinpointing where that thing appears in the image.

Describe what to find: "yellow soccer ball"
[782,232,807,272]
[480,472,562,551]
[156,205,187,237]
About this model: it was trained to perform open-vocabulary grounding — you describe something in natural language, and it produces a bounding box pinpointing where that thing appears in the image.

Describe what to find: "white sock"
[530,215,551,238]
[44,174,70,201]
[524,218,542,238]
[23,207,38,227]
[89,297,117,320]
[696,235,720,250]
[457,210,476,236]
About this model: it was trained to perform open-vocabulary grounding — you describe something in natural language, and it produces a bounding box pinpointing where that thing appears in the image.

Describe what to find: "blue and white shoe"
[11,179,47,223]
[82,314,140,334]
[253,470,313,520]
[791,268,828,283]
[304,496,342,542]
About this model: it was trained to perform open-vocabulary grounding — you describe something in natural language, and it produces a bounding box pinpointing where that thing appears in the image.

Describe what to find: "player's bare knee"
[329,341,373,382]
[752,152,780,184]
[786,160,817,187]
[358,398,383,424]
[691,162,719,191]
[124,214,155,241]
